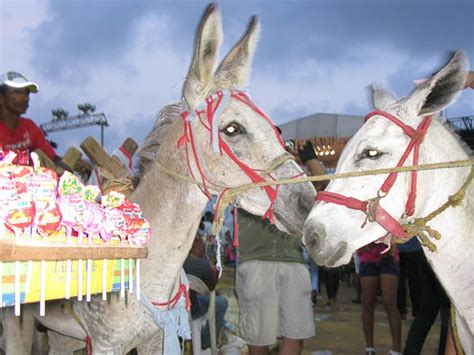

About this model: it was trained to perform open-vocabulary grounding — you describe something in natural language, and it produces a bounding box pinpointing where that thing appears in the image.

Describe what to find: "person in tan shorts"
[235,209,316,355]
[237,132,323,354]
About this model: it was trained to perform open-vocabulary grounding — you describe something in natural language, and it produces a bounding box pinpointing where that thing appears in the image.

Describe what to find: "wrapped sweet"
[27,153,60,238]
[57,171,86,240]
[117,200,151,245]
[37,205,62,237]
[102,191,127,242]
[5,165,36,239]
[0,168,16,237]
[12,165,34,196]
[0,149,29,166]
[82,185,105,241]
[131,218,151,245]
[27,153,58,209]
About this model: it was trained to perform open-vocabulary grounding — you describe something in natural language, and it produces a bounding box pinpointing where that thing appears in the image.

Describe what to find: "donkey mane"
[137,102,181,175]
[436,115,473,157]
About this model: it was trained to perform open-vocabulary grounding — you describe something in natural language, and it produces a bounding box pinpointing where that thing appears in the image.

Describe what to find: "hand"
[294,138,310,151]
[298,140,318,163]
[210,265,219,282]
[465,71,474,89]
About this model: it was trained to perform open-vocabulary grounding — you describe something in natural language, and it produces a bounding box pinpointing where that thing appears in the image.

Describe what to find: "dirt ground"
[0,265,442,354]
[218,265,442,355]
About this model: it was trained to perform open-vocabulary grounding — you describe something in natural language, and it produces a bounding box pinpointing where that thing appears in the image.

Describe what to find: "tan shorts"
[236,260,316,346]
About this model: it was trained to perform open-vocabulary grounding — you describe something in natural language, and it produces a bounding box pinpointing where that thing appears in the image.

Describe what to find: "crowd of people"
[1,69,473,355]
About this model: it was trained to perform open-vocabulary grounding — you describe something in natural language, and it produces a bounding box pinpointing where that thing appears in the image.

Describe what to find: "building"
[279,112,364,167]
[447,115,474,149]
[279,112,364,140]
[280,112,473,168]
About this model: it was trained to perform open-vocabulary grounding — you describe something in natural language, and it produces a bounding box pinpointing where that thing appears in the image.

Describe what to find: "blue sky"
[1,0,473,156]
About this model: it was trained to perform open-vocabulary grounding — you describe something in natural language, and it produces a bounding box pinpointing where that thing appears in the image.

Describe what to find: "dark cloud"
[29,1,153,80]
[250,1,473,66]
[3,0,472,155]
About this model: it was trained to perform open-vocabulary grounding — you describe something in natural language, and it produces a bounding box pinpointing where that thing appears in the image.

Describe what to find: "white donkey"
[15,4,316,355]
[303,52,473,353]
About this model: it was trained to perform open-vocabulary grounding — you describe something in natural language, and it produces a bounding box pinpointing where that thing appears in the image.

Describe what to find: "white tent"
[279,112,364,140]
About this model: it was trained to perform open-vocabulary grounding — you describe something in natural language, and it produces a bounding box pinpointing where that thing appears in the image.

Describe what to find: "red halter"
[177,89,285,223]
[316,110,432,239]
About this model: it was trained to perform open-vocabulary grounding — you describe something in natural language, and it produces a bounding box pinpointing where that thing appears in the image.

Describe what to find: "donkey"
[25,4,316,354]
[303,52,473,353]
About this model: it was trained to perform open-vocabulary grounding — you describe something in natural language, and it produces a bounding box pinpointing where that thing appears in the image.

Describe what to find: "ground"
[217,265,442,355]
[0,264,442,354]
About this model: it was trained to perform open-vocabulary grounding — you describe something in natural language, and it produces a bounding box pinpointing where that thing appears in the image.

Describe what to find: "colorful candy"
[0,155,151,243]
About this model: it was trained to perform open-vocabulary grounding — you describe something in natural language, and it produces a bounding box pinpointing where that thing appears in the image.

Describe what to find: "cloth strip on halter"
[115,146,134,171]
[178,89,288,275]
[316,110,432,241]
[316,190,408,238]
[178,89,282,212]
[365,110,431,216]
[139,269,191,354]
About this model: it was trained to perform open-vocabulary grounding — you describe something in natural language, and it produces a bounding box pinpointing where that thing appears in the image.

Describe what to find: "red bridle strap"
[365,110,432,216]
[316,110,432,239]
[231,91,285,149]
[151,276,191,311]
[178,89,283,223]
[316,191,408,238]
[316,190,367,211]
[178,111,213,199]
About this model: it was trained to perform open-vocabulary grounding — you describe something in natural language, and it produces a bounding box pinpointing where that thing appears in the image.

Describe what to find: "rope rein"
[149,95,472,351]
[154,158,474,244]
[397,168,473,251]
[450,305,465,355]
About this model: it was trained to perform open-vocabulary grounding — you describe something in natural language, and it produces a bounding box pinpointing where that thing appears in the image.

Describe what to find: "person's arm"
[185,256,218,291]
[298,140,328,191]
[28,119,58,160]
[465,71,474,89]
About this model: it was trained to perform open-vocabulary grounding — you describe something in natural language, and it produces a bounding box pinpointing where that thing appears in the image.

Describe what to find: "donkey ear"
[404,51,469,117]
[182,3,223,110]
[371,83,397,110]
[214,16,260,89]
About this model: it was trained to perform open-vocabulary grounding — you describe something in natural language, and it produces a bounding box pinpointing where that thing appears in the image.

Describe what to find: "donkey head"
[179,4,315,234]
[303,51,469,266]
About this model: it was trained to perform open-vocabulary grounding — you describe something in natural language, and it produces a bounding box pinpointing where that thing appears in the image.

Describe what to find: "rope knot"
[401,218,441,252]
[361,196,380,228]
[448,190,464,207]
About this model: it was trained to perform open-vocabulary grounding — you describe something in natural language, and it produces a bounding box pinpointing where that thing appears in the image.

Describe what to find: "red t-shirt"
[357,242,399,263]
[0,117,57,159]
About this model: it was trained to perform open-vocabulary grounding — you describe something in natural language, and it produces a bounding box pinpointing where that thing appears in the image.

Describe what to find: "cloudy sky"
[1,0,473,156]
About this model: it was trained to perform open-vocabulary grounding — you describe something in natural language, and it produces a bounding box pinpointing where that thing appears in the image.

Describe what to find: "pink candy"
[0,154,151,244]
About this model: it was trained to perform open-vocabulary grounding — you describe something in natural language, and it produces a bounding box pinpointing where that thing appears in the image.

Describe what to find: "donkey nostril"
[325,242,348,267]
[307,234,320,250]
[304,224,326,254]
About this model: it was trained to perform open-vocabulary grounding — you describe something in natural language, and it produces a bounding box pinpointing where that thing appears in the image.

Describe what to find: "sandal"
[364,347,376,355]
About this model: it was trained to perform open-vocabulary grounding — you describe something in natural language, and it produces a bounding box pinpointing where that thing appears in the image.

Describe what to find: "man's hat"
[1,71,39,93]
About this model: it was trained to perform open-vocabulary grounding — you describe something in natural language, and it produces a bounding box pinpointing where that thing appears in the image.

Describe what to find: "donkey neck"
[415,119,473,329]
[412,118,472,241]
[130,122,210,302]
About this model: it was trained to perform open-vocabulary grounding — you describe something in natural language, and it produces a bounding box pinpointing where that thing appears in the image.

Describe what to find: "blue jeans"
[303,249,319,291]
[196,294,229,349]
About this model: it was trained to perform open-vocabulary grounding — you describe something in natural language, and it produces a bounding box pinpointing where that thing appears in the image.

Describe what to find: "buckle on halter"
[361,196,381,229]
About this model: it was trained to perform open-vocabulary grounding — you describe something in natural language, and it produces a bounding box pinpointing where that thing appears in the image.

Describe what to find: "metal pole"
[101,125,104,147]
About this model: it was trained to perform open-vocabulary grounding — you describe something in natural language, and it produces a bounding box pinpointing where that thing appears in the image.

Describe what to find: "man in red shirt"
[0,71,58,161]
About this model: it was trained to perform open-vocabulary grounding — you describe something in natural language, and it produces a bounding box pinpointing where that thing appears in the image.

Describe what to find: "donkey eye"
[361,148,384,160]
[222,122,243,136]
